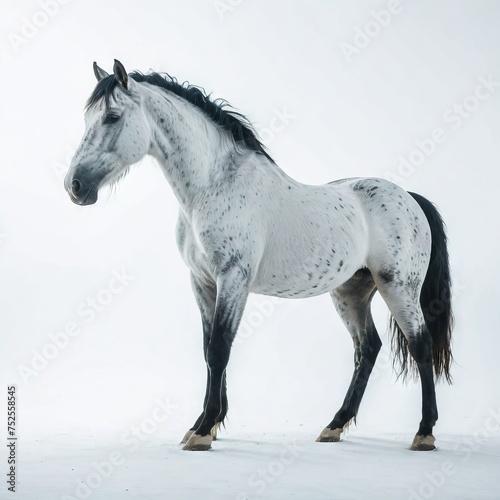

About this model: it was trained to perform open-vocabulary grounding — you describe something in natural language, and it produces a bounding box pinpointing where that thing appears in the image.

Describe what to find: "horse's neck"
[142,86,293,218]
[144,87,235,214]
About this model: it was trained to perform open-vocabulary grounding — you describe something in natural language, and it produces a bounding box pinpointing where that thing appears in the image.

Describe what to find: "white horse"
[65,60,453,452]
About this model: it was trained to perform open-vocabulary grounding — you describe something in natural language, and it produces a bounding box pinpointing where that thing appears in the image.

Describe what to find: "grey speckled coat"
[65,61,453,452]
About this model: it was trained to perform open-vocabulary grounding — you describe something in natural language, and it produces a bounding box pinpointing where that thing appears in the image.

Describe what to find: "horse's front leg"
[182,266,250,451]
[179,274,217,446]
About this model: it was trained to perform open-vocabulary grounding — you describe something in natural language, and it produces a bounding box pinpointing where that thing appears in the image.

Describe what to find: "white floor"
[15,423,500,500]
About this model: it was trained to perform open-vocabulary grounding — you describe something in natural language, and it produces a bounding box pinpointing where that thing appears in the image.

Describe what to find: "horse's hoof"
[181,423,220,445]
[316,427,342,442]
[182,433,213,451]
[211,423,221,441]
[180,430,194,445]
[410,433,436,451]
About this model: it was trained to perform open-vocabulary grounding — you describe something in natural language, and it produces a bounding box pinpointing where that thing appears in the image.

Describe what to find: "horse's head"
[65,60,151,205]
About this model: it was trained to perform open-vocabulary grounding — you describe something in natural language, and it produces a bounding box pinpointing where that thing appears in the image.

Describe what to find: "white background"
[0,1,499,499]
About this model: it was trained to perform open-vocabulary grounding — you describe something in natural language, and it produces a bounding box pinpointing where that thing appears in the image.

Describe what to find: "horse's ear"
[113,59,128,90]
[93,61,109,82]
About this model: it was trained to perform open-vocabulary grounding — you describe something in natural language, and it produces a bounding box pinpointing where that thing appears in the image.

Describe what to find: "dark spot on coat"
[379,269,394,284]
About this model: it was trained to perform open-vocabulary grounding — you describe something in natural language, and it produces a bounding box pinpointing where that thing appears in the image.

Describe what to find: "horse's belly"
[251,252,364,298]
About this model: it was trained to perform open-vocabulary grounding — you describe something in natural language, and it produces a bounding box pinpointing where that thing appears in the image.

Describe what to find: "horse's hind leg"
[317,269,381,442]
[374,275,437,451]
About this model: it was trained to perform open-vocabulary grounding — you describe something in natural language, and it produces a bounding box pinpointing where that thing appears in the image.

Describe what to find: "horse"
[64,60,453,452]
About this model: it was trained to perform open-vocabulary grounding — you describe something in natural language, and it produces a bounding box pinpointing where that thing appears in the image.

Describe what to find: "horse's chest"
[175,213,256,282]
[176,217,212,279]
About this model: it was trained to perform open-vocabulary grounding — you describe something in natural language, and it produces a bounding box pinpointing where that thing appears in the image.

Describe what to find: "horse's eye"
[103,113,120,124]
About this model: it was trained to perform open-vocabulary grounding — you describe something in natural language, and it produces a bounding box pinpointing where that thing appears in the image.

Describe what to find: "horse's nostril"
[72,179,82,194]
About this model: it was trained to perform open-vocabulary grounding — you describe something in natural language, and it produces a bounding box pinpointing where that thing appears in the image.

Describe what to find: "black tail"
[391,192,454,383]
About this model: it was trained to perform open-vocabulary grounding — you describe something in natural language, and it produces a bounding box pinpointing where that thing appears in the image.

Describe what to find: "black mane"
[87,71,274,163]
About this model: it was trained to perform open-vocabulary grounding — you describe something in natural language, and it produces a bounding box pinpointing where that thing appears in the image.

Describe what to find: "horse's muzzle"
[65,176,98,205]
